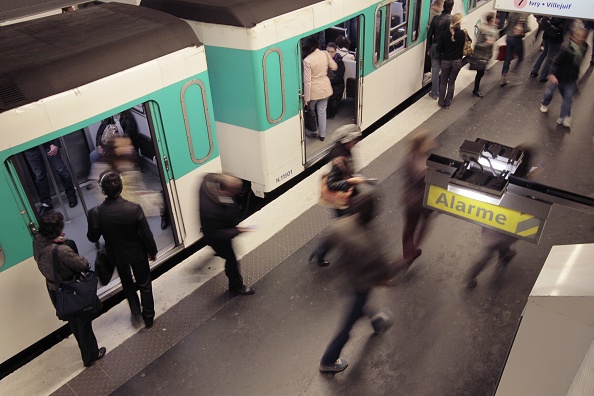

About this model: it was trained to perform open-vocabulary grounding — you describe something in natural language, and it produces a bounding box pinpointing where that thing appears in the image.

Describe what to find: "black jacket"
[550,41,589,83]
[427,10,452,47]
[539,17,564,43]
[199,173,242,240]
[87,197,157,266]
[436,29,466,61]
[329,53,345,99]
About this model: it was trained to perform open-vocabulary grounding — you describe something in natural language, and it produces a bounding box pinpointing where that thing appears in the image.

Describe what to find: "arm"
[331,58,345,85]
[303,59,312,104]
[60,245,91,273]
[327,52,338,71]
[427,18,436,48]
[136,205,158,259]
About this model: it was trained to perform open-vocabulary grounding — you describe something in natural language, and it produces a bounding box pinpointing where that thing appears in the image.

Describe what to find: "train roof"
[0,3,200,113]
[140,0,321,28]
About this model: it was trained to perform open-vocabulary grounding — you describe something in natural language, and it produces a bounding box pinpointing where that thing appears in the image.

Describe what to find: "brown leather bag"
[319,174,353,209]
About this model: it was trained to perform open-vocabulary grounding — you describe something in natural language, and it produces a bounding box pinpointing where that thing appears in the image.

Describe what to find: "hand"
[348,177,366,185]
[97,146,105,155]
[548,75,558,85]
[149,255,156,261]
[238,226,257,233]
[47,144,59,156]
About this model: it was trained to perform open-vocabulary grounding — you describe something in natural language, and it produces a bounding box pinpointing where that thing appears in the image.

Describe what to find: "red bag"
[496,45,507,61]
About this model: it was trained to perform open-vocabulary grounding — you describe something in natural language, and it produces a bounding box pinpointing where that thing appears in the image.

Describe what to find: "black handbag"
[52,246,98,320]
[469,58,487,71]
[304,104,317,132]
[95,247,114,286]
[90,205,115,286]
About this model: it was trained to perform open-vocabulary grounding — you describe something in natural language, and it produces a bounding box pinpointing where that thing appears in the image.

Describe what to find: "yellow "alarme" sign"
[426,185,542,239]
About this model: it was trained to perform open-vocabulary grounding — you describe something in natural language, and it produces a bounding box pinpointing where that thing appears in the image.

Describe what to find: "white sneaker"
[562,117,572,127]
[540,104,548,113]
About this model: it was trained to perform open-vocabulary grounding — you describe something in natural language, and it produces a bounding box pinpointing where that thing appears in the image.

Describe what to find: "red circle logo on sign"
[514,0,528,8]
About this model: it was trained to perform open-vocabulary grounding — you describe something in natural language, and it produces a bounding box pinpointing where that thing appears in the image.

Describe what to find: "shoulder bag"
[463,29,474,57]
[52,245,99,320]
[319,174,353,209]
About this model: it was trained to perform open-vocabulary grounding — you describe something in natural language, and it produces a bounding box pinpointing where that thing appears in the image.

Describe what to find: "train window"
[467,0,489,12]
[412,0,422,42]
[5,103,175,278]
[374,0,410,64]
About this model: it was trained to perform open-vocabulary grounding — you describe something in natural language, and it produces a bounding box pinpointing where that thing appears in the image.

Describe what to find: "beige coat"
[303,48,337,103]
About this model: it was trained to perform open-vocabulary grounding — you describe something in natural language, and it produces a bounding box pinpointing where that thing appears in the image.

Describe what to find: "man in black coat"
[87,171,158,328]
[199,173,254,296]
[426,0,454,99]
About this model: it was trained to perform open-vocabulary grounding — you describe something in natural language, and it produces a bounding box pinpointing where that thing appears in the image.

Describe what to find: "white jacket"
[303,48,337,102]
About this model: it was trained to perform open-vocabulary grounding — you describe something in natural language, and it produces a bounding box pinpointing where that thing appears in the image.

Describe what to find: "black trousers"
[68,310,99,366]
[207,238,244,290]
[117,259,154,322]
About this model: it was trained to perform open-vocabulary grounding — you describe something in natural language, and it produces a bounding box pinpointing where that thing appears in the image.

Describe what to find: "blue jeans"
[430,43,441,97]
[541,81,577,118]
[438,59,462,107]
[309,98,329,138]
[531,39,561,80]
[502,36,524,75]
[320,290,370,366]
[24,146,75,205]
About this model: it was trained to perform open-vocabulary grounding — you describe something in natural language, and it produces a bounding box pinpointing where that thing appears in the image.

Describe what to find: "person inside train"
[335,35,355,61]
[89,110,139,168]
[325,42,346,120]
[24,139,78,214]
[302,35,338,141]
[33,210,106,367]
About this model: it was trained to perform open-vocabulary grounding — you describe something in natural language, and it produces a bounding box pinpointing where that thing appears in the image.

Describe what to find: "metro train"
[0,0,497,366]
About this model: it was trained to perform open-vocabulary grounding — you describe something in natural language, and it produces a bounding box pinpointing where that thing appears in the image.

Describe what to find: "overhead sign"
[424,185,546,243]
[494,0,594,20]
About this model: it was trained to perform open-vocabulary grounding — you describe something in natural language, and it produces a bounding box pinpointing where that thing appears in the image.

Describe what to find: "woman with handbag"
[471,12,499,98]
[436,13,467,109]
[33,211,106,367]
[302,35,337,141]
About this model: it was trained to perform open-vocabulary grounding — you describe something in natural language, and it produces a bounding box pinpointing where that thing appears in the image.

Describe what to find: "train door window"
[411,0,423,42]
[5,103,175,284]
[374,0,410,64]
[467,0,488,12]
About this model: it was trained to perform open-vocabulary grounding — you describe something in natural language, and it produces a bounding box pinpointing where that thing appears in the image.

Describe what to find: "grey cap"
[337,124,362,144]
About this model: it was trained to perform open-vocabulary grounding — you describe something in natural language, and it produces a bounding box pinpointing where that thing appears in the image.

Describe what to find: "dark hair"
[335,35,351,49]
[303,36,320,55]
[326,42,337,50]
[443,0,454,12]
[38,210,64,239]
[485,12,495,24]
[99,171,123,198]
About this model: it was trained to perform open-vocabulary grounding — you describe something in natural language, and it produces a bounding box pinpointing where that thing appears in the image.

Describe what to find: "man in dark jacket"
[426,0,454,99]
[199,173,254,296]
[539,25,589,128]
[530,16,565,82]
[87,171,158,328]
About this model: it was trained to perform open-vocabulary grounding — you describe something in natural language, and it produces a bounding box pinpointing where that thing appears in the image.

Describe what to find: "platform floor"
[2,44,594,396]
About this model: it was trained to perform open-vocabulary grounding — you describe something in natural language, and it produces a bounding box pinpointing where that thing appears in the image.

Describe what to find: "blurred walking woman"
[303,36,338,141]
[436,13,466,108]
[33,211,106,367]
[471,12,499,97]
